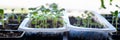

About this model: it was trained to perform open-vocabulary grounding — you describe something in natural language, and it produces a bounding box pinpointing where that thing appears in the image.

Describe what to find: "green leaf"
[45,9,50,13]
[40,5,46,12]
[0,9,4,17]
[115,5,120,8]
[17,16,21,23]
[110,0,112,2]
[0,9,4,19]
[111,10,118,17]
[110,0,113,5]
[100,0,106,9]
[21,8,24,10]
[84,10,88,13]
[11,9,15,12]
[29,8,36,10]
[0,9,4,14]
[32,20,36,24]
[111,11,114,15]
[49,3,58,9]
[76,16,81,20]
[115,10,118,17]
[32,12,38,15]
[60,8,65,12]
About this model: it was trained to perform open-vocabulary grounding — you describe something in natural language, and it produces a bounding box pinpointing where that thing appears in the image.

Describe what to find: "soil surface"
[30,19,64,28]
[69,16,104,28]
[0,31,24,38]
[0,14,27,30]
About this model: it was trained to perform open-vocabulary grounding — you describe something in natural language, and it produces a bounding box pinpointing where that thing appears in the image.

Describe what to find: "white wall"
[0,0,120,14]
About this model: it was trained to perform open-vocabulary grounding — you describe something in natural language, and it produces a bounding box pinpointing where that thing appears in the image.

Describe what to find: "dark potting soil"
[30,20,64,28]
[0,19,20,30]
[0,14,27,30]
[8,19,20,24]
[0,31,24,38]
[69,16,104,28]
[0,23,19,30]
[7,13,27,23]
[15,13,27,20]
[8,16,24,23]
[1,15,24,30]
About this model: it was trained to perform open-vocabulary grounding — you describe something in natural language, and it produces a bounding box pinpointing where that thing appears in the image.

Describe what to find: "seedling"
[0,9,4,29]
[30,3,65,28]
[69,11,104,28]
[17,8,24,23]
[111,10,119,30]
[100,0,106,9]
[11,9,15,20]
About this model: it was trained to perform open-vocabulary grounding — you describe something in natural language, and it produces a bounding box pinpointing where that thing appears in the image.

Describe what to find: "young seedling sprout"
[30,3,64,28]
[17,8,24,23]
[31,11,39,28]
[74,16,81,26]
[85,11,91,27]
[11,9,15,20]
[40,5,50,28]
[0,9,4,29]
[81,13,87,27]
[100,0,106,9]
[111,10,119,30]
[49,3,65,28]
[49,3,58,28]
[43,8,50,28]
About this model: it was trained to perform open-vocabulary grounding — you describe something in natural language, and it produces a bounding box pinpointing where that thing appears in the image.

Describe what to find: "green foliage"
[30,3,65,28]
[100,0,106,9]
[100,0,114,8]
[49,3,58,9]
[0,9,4,15]
[100,0,119,30]
[115,5,120,8]
[29,8,36,10]
[114,10,118,17]
[110,0,113,5]
[40,5,46,12]
[110,0,112,2]
[17,16,21,23]
[111,10,119,29]
[21,8,24,10]
[0,9,4,28]
[73,11,104,28]
[111,10,118,17]
[11,9,14,12]
[0,9,4,19]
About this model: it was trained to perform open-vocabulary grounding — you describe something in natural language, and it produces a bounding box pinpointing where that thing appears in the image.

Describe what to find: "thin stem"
[87,18,90,27]
[0,9,4,29]
[116,17,118,30]
[18,16,21,23]
[83,19,87,27]
[53,17,57,28]
[112,17,114,24]
[44,19,48,28]
[100,0,106,9]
